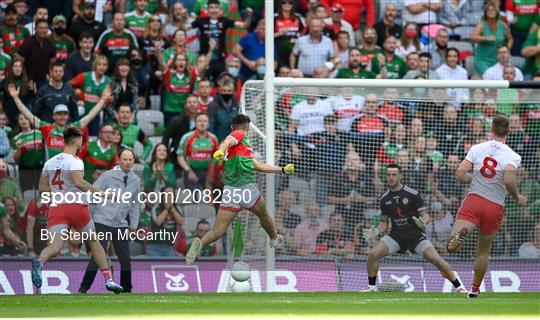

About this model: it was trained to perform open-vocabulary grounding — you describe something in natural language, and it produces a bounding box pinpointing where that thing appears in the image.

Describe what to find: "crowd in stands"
[0,0,538,259]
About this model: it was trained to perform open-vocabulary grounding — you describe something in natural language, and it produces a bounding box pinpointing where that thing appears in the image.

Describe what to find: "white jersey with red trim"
[465,140,521,206]
[42,152,85,198]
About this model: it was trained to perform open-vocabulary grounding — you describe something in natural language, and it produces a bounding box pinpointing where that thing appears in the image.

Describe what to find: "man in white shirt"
[482,45,524,81]
[289,95,334,136]
[403,0,442,25]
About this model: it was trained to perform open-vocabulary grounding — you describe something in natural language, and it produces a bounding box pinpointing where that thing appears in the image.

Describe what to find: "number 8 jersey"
[465,140,521,206]
[42,152,85,198]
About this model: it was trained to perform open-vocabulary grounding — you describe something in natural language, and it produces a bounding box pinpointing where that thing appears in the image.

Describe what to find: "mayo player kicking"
[32,127,123,294]
[447,115,526,298]
[186,114,295,265]
[361,164,467,293]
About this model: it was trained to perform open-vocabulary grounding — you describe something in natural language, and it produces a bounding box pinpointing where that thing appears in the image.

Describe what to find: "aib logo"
[164,272,189,292]
[151,265,202,293]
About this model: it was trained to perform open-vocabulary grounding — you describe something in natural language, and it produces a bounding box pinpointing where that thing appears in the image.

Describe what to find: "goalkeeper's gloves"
[213,150,224,161]
[282,164,295,174]
[412,216,427,229]
[362,227,380,241]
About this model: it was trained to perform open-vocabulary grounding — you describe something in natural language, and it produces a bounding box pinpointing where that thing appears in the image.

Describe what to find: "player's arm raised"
[455,159,473,183]
[253,158,295,175]
[503,164,526,206]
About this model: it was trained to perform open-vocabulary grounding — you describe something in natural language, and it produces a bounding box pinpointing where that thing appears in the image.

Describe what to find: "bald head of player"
[491,114,510,141]
[231,114,251,133]
[386,163,402,191]
[63,126,83,155]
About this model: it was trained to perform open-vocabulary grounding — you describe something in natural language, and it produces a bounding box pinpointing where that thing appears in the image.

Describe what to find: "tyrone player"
[447,115,526,298]
[186,114,294,265]
[361,164,467,293]
[32,126,123,294]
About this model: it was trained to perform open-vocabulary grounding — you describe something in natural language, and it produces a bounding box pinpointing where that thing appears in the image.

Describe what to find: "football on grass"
[231,261,251,282]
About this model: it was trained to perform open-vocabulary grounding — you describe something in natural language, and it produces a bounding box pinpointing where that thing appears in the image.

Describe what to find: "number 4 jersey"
[465,140,521,207]
[42,152,85,200]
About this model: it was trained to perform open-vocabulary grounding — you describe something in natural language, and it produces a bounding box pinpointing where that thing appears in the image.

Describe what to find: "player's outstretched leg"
[249,197,283,248]
[447,220,476,253]
[422,246,467,293]
[85,227,123,294]
[186,210,237,265]
[361,239,390,292]
[469,232,497,298]
[32,232,64,288]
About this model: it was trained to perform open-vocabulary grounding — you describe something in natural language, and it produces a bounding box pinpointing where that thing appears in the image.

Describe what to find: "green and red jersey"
[50,35,76,62]
[125,11,151,39]
[177,130,219,170]
[372,54,407,79]
[11,129,44,167]
[163,67,196,113]
[95,28,138,72]
[84,139,118,179]
[39,120,81,160]
[116,123,153,161]
[0,24,29,55]
[162,46,197,67]
[359,46,384,73]
[506,0,539,31]
[223,130,256,187]
[336,67,376,79]
[70,71,111,114]
[0,52,11,79]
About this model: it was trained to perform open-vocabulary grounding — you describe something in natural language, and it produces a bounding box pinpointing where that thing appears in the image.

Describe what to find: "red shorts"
[47,203,92,231]
[456,194,505,234]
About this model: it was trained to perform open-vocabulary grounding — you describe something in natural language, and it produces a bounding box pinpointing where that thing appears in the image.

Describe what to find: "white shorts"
[219,183,262,212]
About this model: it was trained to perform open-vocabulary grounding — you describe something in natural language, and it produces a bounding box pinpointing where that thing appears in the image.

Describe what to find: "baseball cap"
[53,15,67,24]
[331,4,344,12]
[53,104,69,114]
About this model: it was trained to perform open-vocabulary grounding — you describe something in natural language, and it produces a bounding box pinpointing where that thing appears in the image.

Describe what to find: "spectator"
[483,45,525,81]
[207,80,240,141]
[163,28,198,69]
[34,61,79,123]
[251,58,267,80]
[95,12,139,75]
[518,223,540,258]
[70,55,111,135]
[24,199,49,257]
[438,153,463,207]
[404,52,440,79]
[471,2,513,75]
[316,212,355,257]
[521,23,540,78]
[164,3,196,49]
[518,73,540,140]
[125,0,151,40]
[129,48,152,105]
[327,89,365,132]
[274,0,306,69]
[323,4,355,46]
[426,133,445,169]
[0,4,29,56]
[374,36,407,79]
[0,58,34,127]
[406,52,420,71]
[9,83,110,160]
[378,88,405,124]
[290,18,336,77]
[396,22,423,60]
[177,113,218,191]
[436,48,469,103]
[110,58,141,117]
[0,124,8,158]
[0,199,26,256]
[275,190,301,250]
[459,118,488,155]
[277,65,292,77]
[358,27,384,74]
[49,15,75,63]
[14,0,32,25]
[507,113,529,157]
[289,92,333,136]
[143,143,176,193]
[195,79,214,113]
[0,159,23,203]
[336,48,376,79]
[114,104,153,162]
[162,95,198,162]
[68,2,106,44]
[148,186,184,257]
[83,124,117,181]
[374,3,402,48]
[321,0,375,30]
[17,18,56,88]
[434,105,464,156]
[11,113,44,191]
[439,0,479,34]
[425,200,453,252]
[234,19,266,82]
[24,6,48,36]
[163,52,197,124]
[289,202,328,256]
[506,0,539,56]
[139,14,169,83]
[64,32,95,81]
[497,65,521,116]
[374,125,406,187]
[403,0,442,26]
[424,28,449,69]
[186,0,252,81]
[177,219,218,257]
[334,31,351,69]
[0,41,9,80]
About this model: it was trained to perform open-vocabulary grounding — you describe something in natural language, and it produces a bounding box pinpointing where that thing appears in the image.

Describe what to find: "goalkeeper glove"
[362,227,380,241]
[213,150,224,161]
[412,216,426,229]
[282,164,295,174]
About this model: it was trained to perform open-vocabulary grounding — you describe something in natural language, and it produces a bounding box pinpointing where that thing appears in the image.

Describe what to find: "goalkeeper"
[186,114,294,265]
[361,164,467,293]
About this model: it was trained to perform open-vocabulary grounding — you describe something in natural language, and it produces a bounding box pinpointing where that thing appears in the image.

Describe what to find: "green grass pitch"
[1,292,539,317]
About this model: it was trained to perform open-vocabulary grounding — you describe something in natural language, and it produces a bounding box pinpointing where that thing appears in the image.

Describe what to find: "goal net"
[235,79,540,292]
